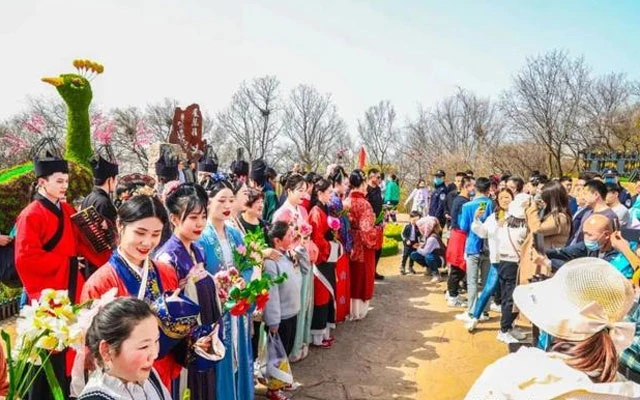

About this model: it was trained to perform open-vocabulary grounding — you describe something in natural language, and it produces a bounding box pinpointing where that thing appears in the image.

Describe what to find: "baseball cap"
[433,169,445,177]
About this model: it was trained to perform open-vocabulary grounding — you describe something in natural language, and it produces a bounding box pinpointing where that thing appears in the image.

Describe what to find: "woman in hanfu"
[327,165,353,323]
[81,195,196,392]
[343,170,378,321]
[198,175,255,400]
[155,184,224,400]
[272,173,317,362]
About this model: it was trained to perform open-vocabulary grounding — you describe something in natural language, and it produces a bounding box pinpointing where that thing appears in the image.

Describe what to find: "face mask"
[434,178,443,186]
[469,190,476,198]
[584,239,601,252]
[604,177,615,184]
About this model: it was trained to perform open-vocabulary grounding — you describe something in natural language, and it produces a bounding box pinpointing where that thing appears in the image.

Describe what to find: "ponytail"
[551,330,619,383]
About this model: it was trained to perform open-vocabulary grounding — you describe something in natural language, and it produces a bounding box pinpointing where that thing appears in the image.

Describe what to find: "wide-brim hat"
[198,146,219,173]
[251,159,267,185]
[513,258,635,352]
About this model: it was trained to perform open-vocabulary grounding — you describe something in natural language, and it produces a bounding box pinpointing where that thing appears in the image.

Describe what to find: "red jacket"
[309,205,331,265]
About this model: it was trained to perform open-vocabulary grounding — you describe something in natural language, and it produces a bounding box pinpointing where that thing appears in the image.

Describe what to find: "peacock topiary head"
[41,59,103,110]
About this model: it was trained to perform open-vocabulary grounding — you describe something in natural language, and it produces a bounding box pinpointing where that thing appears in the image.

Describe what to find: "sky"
[1,0,639,135]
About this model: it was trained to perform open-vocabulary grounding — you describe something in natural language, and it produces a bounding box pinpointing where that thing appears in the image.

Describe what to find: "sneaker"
[490,303,502,313]
[479,313,490,322]
[455,312,472,322]
[497,331,520,344]
[465,318,479,332]
[447,296,467,308]
[400,269,407,275]
[510,327,528,340]
[429,275,441,283]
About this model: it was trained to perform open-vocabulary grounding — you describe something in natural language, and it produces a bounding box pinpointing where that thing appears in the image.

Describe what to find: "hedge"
[381,236,399,257]
[384,222,403,241]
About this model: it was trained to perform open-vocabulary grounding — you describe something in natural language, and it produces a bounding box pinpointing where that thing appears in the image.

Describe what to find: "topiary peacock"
[0,59,104,233]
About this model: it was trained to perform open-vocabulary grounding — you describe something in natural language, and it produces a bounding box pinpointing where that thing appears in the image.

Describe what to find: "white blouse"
[78,369,171,400]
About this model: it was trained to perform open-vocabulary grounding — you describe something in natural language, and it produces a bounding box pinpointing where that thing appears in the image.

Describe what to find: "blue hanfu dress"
[155,234,223,400]
[198,222,254,400]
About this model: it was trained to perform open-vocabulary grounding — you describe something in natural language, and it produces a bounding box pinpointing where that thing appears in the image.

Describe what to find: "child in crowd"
[400,211,422,274]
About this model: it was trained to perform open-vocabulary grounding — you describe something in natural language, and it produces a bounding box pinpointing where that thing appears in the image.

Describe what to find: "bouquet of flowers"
[213,267,246,304]
[327,215,341,240]
[233,230,267,272]
[1,289,100,400]
[225,273,288,316]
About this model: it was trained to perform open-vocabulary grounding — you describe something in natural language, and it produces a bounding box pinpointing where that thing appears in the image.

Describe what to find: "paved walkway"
[258,228,510,399]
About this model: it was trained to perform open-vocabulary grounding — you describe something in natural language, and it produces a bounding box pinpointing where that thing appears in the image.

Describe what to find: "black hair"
[409,210,422,218]
[446,182,458,192]
[605,183,620,194]
[500,173,512,182]
[465,170,474,177]
[279,171,292,188]
[118,194,168,226]
[585,179,607,199]
[540,181,571,222]
[460,176,474,189]
[165,183,208,223]
[85,297,156,367]
[507,176,525,193]
[284,174,306,192]
[208,178,233,198]
[579,172,597,182]
[329,165,347,185]
[245,187,264,208]
[303,172,318,185]
[475,177,491,194]
[559,176,572,183]
[390,174,397,181]
[349,169,367,188]
[416,179,425,188]
[267,220,290,247]
[265,167,277,181]
[455,172,467,178]
[367,168,380,177]
[232,179,246,195]
[93,177,112,186]
[311,178,332,208]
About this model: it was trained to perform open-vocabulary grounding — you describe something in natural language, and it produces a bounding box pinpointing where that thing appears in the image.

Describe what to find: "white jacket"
[471,213,499,264]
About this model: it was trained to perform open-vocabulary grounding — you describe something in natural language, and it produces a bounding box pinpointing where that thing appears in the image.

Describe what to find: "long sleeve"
[309,207,331,265]
[401,224,411,241]
[546,243,589,271]
[263,260,281,327]
[262,190,279,224]
[404,189,416,207]
[459,203,472,234]
[471,219,489,239]
[526,205,568,237]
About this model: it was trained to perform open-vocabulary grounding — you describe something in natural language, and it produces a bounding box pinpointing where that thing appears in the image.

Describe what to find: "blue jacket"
[546,242,623,274]
[459,196,494,255]
[428,183,449,222]
[568,196,578,216]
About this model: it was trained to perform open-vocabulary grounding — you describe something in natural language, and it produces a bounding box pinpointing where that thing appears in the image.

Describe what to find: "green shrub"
[0,161,92,233]
[381,236,399,257]
[384,222,403,241]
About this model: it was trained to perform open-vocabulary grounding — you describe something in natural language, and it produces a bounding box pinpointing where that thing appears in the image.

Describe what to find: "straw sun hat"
[513,257,636,352]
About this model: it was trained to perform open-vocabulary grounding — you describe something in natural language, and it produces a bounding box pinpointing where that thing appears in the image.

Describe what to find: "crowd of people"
[400,168,640,398]
[1,146,402,400]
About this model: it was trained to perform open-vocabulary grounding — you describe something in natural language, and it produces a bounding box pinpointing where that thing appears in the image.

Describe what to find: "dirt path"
[260,222,509,400]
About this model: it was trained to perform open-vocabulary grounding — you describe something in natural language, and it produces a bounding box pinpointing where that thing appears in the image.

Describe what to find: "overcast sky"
[1,0,639,135]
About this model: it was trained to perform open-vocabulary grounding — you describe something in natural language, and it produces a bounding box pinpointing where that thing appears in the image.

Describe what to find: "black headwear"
[34,151,69,178]
[198,146,219,173]
[250,159,267,186]
[90,154,119,180]
[230,148,249,177]
[155,147,179,180]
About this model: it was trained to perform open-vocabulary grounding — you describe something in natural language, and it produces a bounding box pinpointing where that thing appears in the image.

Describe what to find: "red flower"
[230,298,251,316]
[255,291,270,310]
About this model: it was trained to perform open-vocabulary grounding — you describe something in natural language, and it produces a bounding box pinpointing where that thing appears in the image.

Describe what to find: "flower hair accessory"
[212,172,229,184]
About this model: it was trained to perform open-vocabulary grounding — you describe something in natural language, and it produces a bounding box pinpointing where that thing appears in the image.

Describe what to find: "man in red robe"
[14,153,111,400]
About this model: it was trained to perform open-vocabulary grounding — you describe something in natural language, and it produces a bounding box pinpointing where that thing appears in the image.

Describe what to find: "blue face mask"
[469,190,476,198]
[584,239,601,252]
[604,177,616,184]
[434,177,443,186]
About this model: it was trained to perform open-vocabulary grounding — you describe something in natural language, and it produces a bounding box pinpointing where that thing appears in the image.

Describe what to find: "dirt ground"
[258,216,510,400]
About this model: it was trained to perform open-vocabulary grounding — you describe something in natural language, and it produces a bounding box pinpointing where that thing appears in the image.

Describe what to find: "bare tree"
[357,100,398,170]
[281,84,347,171]
[145,98,180,143]
[502,50,590,176]
[217,76,281,161]
[431,87,504,165]
[108,107,151,172]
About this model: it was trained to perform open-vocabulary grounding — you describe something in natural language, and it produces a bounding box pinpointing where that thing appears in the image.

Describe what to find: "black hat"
[155,148,178,180]
[230,148,249,177]
[34,151,68,178]
[250,159,267,186]
[198,146,219,173]
[433,169,445,177]
[603,168,618,177]
[90,154,119,180]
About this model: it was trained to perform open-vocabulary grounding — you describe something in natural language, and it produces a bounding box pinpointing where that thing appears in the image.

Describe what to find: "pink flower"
[278,209,295,224]
[135,120,153,147]
[22,114,46,134]
[327,216,341,231]
[237,245,247,256]
[299,222,312,237]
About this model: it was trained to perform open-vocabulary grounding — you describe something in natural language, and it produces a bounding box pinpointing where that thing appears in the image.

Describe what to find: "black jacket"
[546,242,619,272]
[81,187,117,225]
[367,185,383,218]
[401,223,422,245]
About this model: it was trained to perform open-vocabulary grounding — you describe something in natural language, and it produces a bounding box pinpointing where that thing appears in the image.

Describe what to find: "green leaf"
[43,357,65,400]
[229,286,241,300]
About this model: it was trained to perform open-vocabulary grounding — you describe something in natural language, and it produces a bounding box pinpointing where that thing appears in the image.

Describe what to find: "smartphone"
[477,202,487,214]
